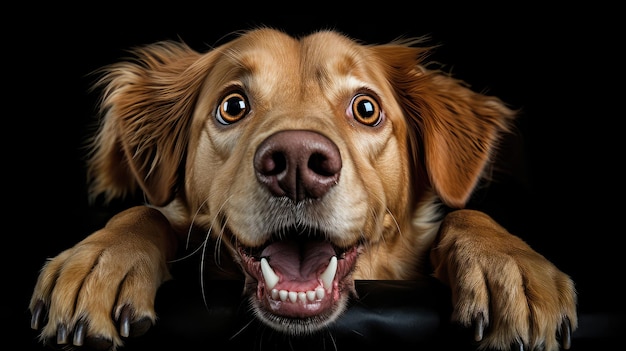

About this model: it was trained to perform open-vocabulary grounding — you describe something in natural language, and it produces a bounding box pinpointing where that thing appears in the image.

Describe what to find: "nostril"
[257,151,287,176]
[308,152,337,176]
[254,143,290,199]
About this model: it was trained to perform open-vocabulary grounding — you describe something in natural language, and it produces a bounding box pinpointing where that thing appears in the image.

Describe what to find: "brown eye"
[216,91,249,125]
[350,93,382,126]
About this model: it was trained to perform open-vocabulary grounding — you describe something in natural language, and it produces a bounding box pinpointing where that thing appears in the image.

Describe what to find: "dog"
[29,27,578,351]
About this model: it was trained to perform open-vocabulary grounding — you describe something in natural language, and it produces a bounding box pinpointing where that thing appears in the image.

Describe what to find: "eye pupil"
[223,96,245,116]
[357,100,375,118]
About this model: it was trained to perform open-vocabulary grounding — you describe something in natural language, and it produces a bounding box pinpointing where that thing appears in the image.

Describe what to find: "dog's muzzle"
[235,130,361,332]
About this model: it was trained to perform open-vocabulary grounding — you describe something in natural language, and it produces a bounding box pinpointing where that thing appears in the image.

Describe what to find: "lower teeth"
[270,287,326,302]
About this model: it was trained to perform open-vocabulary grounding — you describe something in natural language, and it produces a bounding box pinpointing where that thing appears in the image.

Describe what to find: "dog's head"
[87,28,514,335]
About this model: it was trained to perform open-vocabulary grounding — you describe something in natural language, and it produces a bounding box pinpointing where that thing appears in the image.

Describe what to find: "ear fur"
[86,41,211,206]
[373,43,516,208]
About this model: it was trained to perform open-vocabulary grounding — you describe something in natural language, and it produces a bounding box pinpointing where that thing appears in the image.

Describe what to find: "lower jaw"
[248,274,357,335]
[250,292,351,336]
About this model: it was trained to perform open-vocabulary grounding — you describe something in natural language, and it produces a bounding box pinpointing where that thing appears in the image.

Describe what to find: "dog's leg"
[29,206,177,350]
[430,209,578,351]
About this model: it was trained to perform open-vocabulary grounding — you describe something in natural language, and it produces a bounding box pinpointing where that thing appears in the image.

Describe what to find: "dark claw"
[30,299,45,330]
[118,304,153,338]
[474,312,484,341]
[73,320,86,346]
[561,316,572,350]
[119,305,131,338]
[56,324,68,345]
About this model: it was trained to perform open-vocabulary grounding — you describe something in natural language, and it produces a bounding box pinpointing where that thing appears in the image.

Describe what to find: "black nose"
[254,130,342,202]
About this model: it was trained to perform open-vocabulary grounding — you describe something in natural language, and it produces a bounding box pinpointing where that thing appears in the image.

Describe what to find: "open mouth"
[236,228,360,326]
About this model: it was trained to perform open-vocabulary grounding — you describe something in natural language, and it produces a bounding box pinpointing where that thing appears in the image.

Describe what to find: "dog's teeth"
[320,256,337,290]
[261,258,279,290]
[264,256,336,302]
[315,287,325,300]
[298,292,307,302]
[288,291,298,303]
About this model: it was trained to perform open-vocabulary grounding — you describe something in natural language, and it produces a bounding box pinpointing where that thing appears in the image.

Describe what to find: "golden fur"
[30,28,577,351]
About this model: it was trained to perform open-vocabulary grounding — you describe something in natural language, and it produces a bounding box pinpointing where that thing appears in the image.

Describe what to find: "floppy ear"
[86,41,212,206]
[373,44,516,208]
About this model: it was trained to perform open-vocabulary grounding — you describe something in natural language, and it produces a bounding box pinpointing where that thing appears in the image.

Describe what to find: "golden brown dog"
[30,27,578,350]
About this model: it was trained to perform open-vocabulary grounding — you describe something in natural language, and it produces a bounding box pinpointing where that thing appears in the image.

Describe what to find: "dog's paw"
[433,210,578,351]
[29,207,173,350]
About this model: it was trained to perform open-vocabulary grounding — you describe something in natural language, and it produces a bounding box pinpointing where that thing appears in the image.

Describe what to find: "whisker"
[325,327,338,351]
[168,244,204,263]
[199,224,218,310]
[185,196,211,250]
[229,318,256,341]
[200,194,235,309]
[168,196,212,263]
[211,194,235,269]
[386,206,402,237]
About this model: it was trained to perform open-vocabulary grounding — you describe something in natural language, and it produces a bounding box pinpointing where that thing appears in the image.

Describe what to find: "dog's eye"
[349,94,382,126]
[216,92,249,125]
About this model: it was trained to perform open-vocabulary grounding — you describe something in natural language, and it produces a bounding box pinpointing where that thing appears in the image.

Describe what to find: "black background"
[8,3,622,350]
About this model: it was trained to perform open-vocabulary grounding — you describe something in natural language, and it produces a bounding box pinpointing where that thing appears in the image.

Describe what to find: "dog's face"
[189,30,412,332]
[89,28,513,335]
[167,29,417,333]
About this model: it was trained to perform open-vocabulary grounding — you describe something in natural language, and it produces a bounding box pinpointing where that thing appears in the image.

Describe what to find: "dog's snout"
[254,130,342,202]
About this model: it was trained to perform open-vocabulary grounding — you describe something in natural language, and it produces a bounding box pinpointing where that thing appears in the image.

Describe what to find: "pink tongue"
[261,240,335,281]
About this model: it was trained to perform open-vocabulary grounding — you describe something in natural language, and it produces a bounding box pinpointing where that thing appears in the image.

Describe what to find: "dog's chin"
[235,230,361,335]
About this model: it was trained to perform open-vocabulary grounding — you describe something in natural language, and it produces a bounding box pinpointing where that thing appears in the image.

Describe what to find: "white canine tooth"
[320,256,337,290]
[288,291,298,303]
[306,290,316,301]
[298,292,306,302]
[261,258,279,290]
[279,290,288,301]
[315,287,325,300]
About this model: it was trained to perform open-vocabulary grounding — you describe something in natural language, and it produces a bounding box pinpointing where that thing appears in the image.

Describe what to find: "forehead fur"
[211,28,389,98]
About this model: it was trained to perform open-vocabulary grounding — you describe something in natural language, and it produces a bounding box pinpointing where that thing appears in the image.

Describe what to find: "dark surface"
[11,4,622,351]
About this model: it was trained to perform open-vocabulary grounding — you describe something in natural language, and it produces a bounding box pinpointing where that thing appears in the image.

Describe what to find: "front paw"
[433,210,578,351]
[29,220,172,350]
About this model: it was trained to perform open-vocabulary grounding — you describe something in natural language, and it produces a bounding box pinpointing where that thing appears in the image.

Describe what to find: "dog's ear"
[373,44,516,208]
[86,41,213,206]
